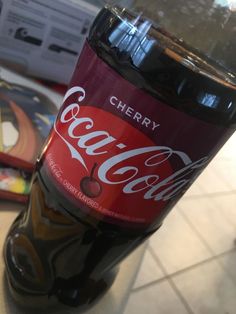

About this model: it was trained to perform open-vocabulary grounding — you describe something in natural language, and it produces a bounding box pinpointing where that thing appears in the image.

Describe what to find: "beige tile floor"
[123,133,236,314]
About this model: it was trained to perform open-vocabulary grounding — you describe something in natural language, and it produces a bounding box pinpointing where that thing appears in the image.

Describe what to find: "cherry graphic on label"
[80,163,102,198]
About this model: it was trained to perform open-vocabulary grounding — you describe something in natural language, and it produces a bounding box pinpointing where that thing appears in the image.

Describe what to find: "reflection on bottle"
[109,17,156,67]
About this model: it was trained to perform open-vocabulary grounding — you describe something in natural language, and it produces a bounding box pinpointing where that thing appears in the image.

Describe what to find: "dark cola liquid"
[4,6,236,309]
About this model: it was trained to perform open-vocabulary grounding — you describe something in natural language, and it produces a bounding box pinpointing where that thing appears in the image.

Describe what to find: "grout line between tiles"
[148,246,195,314]
[204,193,236,231]
[132,276,168,292]
[135,247,214,292]
[177,207,218,256]
[178,203,236,258]
[216,251,236,287]
[130,186,236,312]
[148,245,236,282]
[175,207,236,286]
[132,246,236,313]
[167,278,195,314]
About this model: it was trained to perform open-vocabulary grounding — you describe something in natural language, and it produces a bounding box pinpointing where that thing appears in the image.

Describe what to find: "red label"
[44,41,234,227]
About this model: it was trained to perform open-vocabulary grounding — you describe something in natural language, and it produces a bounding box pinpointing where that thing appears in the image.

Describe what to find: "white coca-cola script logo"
[54,86,208,202]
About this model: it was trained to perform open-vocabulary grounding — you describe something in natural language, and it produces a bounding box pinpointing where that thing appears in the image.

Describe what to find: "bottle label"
[44,41,234,227]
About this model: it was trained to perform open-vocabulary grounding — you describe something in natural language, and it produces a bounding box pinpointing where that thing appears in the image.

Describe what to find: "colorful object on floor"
[0,164,31,203]
[0,78,58,171]
[0,167,30,194]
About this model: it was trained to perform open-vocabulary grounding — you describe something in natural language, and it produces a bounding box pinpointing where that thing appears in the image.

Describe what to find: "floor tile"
[149,210,211,275]
[210,159,236,190]
[184,181,205,197]
[124,280,189,314]
[218,251,236,285]
[133,248,164,289]
[172,259,236,314]
[216,133,236,161]
[179,197,236,255]
[212,194,236,229]
[196,165,232,194]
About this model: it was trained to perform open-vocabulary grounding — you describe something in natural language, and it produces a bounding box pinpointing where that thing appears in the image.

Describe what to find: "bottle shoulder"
[88,7,236,128]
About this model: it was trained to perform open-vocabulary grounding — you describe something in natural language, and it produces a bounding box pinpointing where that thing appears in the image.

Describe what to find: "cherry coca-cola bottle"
[4,0,236,309]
